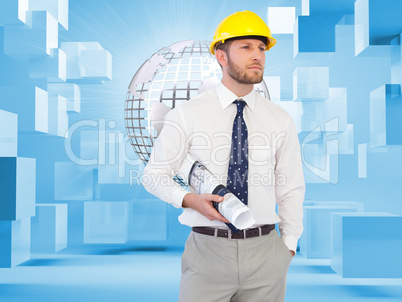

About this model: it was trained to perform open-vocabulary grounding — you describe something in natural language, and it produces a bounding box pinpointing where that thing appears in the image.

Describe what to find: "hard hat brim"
[210,35,277,55]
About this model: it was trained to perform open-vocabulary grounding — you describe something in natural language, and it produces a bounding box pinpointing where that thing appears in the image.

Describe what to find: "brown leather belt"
[192,224,275,240]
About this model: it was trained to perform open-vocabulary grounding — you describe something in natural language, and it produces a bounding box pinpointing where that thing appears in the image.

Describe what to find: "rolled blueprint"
[180,155,255,230]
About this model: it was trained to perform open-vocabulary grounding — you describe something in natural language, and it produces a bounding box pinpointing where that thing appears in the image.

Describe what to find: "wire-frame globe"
[125,40,271,164]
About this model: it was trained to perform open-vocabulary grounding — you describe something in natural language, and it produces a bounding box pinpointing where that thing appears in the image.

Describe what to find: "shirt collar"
[216,81,256,112]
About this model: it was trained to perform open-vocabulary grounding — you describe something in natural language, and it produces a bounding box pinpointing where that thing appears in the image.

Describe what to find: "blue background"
[1,0,402,301]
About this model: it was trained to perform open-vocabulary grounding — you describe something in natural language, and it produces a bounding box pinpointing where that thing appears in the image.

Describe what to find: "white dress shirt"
[143,81,305,252]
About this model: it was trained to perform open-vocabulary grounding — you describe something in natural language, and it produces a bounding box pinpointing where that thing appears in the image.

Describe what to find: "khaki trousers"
[179,229,292,302]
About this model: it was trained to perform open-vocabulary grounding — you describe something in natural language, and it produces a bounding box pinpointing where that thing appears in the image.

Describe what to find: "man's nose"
[252,50,263,62]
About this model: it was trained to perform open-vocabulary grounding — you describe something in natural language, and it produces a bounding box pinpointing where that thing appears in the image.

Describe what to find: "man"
[143,10,305,302]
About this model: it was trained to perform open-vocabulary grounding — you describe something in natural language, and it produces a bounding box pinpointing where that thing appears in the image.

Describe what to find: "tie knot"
[234,100,246,114]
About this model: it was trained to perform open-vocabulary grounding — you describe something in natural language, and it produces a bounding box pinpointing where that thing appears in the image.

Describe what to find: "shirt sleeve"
[142,107,190,208]
[275,115,305,252]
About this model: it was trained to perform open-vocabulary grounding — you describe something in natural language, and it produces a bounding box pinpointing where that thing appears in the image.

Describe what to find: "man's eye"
[259,47,265,51]
[242,46,249,49]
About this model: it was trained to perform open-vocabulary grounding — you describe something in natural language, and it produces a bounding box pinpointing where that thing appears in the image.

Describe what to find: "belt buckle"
[228,230,232,240]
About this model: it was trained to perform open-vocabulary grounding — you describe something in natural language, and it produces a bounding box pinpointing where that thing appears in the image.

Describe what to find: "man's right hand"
[182,193,230,223]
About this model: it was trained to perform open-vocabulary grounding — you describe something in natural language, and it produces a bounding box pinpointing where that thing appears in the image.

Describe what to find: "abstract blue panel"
[385,85,402,145]
[60,41,112,82]
[267,7,296,35]
[370,85,387,147]
[34,86,49,133]
[4,10,58,57]
[0,109,18,157]
[47,83,81,113]
[293,67,329,101]
[76,125,141,185]
[79,130,100,166]
[0,50,31,87]
[263,0,306,18]
[0,218,31,268]
[308,0,355,15]
[98,132,124,184]
[300,204,359,259]
[295,15,340,53]
[31,204,68,253]
[29,0,69,30]
[97,182,148,201]
[330,20,392,146]
[60,42,85,80]
[355,0,402,56]
[64,201,84,246]
[130,199,167,241]
[83,201,129,244]
[80,49,112,81]
[54,162,93,200]
[370,84,402,147]
[299,130,339,184]
[332,19,392,89]
[294,0,354,54]
[0,85,48,133]
[16,130,71,206]
[98,131,141,184]
[304,153,338,184]
[391,34,402,86]
[30,48,66,82]
[367,146,402,181]
[92,169,100,200]
[331,212,402,278]
[300,87,347,133]
[0,157,36,221]
[98,163,132,184]
[0,0,28,25]
[337,124,354,155]
[266,35,295,100]
[303,200,364,211]
[48,94,68,137]
[358,143,367,178]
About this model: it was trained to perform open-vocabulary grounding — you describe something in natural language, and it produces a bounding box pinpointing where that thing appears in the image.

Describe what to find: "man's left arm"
[275,115,305,255]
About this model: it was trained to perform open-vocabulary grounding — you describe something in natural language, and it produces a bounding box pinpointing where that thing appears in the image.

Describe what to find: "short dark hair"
[215,39,234,54]
[214,35,268,54]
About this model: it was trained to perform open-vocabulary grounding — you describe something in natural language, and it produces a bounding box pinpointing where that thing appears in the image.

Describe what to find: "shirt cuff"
[281,235,298,253]
[171,186,189,208]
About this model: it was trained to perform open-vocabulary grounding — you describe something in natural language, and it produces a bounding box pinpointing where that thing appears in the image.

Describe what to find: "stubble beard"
[227,55,264,85]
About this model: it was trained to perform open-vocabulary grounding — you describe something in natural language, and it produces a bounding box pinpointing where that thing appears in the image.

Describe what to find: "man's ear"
[215,49,228,67]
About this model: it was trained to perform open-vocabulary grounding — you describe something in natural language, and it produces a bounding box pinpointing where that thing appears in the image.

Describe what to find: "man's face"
[226,39,266,85]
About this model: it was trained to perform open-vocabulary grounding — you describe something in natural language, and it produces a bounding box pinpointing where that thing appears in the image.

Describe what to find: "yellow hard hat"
[210,10,277,55]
